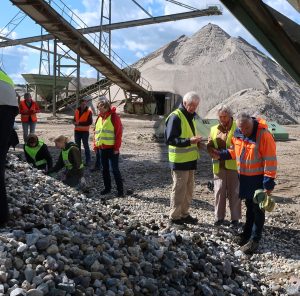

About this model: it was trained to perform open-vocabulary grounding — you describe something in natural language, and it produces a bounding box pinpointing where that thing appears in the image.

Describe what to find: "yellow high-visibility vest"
[210,122,237,174]
[166,109,199,163]
[95,115,115,146]
[0,69,14,86]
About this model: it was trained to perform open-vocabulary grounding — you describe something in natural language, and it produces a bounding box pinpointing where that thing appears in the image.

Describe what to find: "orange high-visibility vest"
[229,119,277,178]
[74,108,92,132]
[19,100,39,123]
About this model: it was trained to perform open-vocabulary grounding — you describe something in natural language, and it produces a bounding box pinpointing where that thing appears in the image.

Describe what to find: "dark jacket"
[24,142,53,170]
[165,103,198,170]
[48,142,83,178]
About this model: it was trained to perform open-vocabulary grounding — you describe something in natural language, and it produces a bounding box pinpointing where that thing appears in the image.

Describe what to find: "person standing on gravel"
[207,105,241,227]
[165,91,202,225]
[47,135,84,188]
[215,112,277,254]
[19,92,40,141]
[94,98,124,197]
[74,96,93,167]
[0,67,19,226]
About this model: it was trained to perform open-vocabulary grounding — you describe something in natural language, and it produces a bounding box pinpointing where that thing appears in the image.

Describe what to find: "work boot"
[233,233,250,246]
[214,219,224,226]
[182,215,198,225]
[100,189,111,195]
[169,218,184,225]
[240,239,259,254]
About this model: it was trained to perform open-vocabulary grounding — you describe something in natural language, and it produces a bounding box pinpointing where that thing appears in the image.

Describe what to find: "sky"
[0,0,299,84]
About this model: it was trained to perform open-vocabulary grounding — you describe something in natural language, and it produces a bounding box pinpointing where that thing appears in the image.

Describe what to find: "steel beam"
[0,8,222,48]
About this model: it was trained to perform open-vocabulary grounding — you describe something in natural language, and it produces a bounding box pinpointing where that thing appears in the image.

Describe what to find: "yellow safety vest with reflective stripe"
[0,69,14,86]
[167,109,199,163]
[94,115,115,146]
[210,122,237,174]
[24,140,47,167]
[62,146,84,170]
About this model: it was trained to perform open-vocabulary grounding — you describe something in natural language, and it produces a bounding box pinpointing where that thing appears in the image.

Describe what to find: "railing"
[45,0,152,93]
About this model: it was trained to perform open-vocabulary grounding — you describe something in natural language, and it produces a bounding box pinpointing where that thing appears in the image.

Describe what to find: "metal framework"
[3,0,222,114]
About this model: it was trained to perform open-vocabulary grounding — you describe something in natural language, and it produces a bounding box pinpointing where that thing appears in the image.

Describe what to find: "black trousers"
[101,148,123,194]
[0,105,18,224]
[243,198,265,242]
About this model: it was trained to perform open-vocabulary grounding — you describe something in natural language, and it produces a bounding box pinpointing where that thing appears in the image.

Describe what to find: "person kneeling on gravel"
[47,135,84,188]
[24,133,52,171]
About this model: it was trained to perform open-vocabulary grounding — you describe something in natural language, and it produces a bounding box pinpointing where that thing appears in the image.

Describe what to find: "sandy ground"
[13,112,300,227]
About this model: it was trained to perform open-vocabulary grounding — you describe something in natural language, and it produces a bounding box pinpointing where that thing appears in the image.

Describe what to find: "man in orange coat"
[215,112,277,254]
[19,92,40,141]
[74,96,93,166]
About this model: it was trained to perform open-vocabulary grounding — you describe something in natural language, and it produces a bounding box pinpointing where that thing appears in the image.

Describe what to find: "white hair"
[236,111,252,124]
[183,91,200,104]
[217,105,233,117]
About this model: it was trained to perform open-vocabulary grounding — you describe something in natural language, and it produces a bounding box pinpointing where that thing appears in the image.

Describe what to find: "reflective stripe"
[237,158,263,164]
[238,166,277,174]
[262,156,277,161]
[168,147,198,154]
[35,159,47,166]
[97,136,114,141]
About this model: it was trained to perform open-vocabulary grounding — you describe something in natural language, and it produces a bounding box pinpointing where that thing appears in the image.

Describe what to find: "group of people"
[19,95,125,197]
[165,91,277,254]
[0,66,277,255]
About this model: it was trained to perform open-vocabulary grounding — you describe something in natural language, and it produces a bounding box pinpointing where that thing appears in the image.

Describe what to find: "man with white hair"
[165,91,202,225]
[207,105,241,227]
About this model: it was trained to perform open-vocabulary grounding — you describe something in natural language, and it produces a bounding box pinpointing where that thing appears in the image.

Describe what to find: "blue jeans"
[22,121,36,141]
[74,131,91,165]
[101,148,123,194]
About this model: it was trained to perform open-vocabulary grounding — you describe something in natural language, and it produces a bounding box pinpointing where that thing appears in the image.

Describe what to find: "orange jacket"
[228,119,277,178]
[74,107,92,132]
[19,99,40,123]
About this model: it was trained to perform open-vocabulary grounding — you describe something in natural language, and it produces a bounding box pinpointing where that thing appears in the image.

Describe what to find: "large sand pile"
[134,23,300,124]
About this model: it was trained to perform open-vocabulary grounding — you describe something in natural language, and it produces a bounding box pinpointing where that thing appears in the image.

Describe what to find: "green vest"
[95,115,115,146]
[167,109,199,163]
[24,140,47,167]
[210,122,237,174]
[62,146,84,170]
[0,69,14,86]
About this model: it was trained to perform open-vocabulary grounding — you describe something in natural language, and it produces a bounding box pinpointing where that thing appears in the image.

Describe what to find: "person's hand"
[211,148,220,160]
[113,150,119,155]
[190,136,202,144]
[265,189,273,195]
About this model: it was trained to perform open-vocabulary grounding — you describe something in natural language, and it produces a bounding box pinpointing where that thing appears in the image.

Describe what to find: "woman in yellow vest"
[94,99,124,197]
[207,105,241,226]
[24,134,52,171]
[47,135,84,188]
[0,67,19,226]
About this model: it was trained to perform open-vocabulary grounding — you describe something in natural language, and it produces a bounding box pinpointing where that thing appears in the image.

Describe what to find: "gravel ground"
[1,113,298,295]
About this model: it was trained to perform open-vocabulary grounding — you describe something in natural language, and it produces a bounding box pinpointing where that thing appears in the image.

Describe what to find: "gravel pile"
[1,153,299,296]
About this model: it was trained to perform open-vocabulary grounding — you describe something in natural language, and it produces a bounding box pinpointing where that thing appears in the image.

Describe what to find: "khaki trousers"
[169,170,195,220]
[214,168,241,221]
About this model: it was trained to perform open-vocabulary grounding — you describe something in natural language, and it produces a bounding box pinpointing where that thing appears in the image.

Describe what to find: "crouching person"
[24,134,52,171]
[47,135,84,188]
